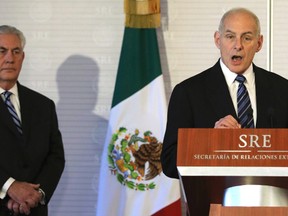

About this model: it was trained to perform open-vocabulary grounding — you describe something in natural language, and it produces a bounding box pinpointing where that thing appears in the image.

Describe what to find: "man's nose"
[4,51,14,63]
[234,38,243,51]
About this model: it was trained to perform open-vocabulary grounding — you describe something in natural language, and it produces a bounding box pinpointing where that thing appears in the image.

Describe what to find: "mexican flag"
[96,27,182,216]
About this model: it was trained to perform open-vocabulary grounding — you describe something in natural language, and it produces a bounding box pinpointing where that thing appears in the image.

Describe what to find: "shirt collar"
[0,84,19,96]
[220,59,254,86]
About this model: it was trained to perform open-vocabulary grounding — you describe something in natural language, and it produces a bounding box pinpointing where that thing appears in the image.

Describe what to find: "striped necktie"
[2,91,22,134]
[235,75,254,128]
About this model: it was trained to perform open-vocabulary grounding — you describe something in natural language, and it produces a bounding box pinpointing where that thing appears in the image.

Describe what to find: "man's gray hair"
[0,25,26,49]
[218,8,261,36]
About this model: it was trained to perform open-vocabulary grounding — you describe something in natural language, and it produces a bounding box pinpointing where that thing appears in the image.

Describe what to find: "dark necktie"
[2,91,22,134]
[235,75,254,128]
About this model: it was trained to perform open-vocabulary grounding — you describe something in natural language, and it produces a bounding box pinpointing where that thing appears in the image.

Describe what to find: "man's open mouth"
[232,55,243,61]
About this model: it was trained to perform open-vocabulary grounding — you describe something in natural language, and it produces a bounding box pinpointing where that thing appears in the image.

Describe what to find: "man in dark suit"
[0,25,65,215]
[161,7,288,215]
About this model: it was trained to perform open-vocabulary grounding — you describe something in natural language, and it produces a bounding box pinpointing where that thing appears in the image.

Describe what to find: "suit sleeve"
[161,84,194,179]
[34,100,65,204]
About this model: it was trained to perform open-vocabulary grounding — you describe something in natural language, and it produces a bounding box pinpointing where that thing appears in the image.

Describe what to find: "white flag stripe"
[109,76,167,136]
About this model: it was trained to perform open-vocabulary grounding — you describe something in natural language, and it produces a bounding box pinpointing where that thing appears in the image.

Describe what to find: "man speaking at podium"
[161,7,288,215]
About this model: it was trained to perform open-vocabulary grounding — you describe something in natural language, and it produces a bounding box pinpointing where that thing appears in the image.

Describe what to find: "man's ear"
[214,31,221,49]
[256,34,263,52]
[20,51,25,61]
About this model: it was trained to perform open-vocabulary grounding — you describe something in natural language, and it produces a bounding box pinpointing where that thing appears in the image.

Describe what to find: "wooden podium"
[209,204,288,216]
[177,128,288,216]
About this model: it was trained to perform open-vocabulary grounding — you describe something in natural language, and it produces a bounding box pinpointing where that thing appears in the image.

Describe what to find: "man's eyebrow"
[224,30,235,34]
[242,31,254,35]
[224,30,254,34]
[0,46,22,51]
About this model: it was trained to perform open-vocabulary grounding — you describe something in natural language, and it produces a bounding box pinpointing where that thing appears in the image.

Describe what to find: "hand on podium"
[214,115,241,129]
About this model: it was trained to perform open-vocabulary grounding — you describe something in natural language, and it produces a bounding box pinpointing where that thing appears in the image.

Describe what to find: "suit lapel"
[253,66,274,127]
[205,61,238,120]
[17,83,32,138]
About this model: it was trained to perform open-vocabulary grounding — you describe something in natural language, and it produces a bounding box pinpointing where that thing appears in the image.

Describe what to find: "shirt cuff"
[0,177,15,199]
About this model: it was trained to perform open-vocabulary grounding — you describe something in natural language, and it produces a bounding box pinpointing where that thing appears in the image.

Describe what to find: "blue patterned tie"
[235,75,254,128]
[3,91,22,134]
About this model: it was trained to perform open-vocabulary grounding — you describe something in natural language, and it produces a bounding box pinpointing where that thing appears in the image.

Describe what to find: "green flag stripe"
[112,27,162,108]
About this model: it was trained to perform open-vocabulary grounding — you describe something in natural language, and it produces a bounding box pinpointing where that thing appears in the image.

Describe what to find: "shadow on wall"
[49,55,108,216]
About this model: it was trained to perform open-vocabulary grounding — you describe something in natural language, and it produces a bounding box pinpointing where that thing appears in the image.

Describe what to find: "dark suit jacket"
[0,82,65,216]
[161,60,288,179]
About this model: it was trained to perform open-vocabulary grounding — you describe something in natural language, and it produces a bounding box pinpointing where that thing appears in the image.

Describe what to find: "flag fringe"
[124,0,161,28]
[125,14,160,28]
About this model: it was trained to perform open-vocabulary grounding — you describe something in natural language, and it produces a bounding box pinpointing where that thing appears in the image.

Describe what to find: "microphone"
[247,107,254,118]
[267,108,275,128]
[247,107,254,127]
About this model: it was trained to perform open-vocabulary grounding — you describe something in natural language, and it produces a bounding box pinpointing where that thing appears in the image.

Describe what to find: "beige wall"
[0,0,287,215]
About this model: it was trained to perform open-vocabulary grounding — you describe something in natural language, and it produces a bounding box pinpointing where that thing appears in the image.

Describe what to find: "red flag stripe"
[151,199,182,216]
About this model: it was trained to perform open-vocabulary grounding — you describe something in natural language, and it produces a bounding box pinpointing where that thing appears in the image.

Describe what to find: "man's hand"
[6,181,42,214]
[6,198,30,215]
[214,115,241,128]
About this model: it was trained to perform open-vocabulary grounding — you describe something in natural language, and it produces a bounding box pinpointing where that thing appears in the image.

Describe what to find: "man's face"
[214,12,263,74]
[0,34,24,88]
